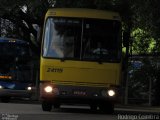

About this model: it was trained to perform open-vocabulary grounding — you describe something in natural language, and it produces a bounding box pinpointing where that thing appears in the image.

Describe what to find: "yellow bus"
[40,8,122,113]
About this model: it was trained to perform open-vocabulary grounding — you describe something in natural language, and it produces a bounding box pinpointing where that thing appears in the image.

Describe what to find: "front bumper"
[40,83,120,104]
[0,89,33,98]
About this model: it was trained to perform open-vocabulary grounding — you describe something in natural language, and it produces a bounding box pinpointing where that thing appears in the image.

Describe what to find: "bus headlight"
[0,85,3,89]
[44,86,53,93]
[27,86,32,91]
[107,89,115,97]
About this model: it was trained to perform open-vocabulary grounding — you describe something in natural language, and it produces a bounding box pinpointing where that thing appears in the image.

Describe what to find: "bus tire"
[53,103,60,109]
[90,104,97,111]
[1,97,10,103]
[99,102,114,114]
[42,101,52,111]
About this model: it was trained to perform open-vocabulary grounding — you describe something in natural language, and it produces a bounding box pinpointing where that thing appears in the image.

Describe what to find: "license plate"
[73,90,86,96]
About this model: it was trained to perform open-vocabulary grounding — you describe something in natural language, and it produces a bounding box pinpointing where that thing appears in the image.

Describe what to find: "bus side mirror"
[123,32,130,47]
[31,24,41,44]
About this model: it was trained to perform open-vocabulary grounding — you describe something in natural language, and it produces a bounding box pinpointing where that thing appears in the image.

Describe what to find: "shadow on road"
[51,105,115,115]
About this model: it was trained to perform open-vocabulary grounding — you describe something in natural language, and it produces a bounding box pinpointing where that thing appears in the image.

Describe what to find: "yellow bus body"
[45,8,120,20]
[41,8,121,86]
[40,8,122,112]
[40,58,121,87]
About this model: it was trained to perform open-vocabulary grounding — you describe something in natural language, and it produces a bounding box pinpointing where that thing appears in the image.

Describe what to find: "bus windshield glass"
[0,39,31,83]
[43,17,121,62]
[0,42,29,57]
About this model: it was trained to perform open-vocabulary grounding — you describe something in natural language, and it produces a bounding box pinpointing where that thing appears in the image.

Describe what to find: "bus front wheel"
[90,104,97,111]
[1,97,10,103]
[42,101,52,111]
[53,102,61,109]
[99,102,114,114]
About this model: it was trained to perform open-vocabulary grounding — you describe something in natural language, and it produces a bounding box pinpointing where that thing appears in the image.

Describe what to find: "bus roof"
[0,37,29,44]
[46,8,121,21]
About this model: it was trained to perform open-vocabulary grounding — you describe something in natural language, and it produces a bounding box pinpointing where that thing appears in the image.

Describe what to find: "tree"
[129,0,160,54]
[0,0,134,54]
[0,0,51,54]
[127,0,160,105]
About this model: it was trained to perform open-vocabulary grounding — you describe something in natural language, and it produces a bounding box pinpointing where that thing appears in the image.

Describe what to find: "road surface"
[0,102,159,120]
[0,103,116,120]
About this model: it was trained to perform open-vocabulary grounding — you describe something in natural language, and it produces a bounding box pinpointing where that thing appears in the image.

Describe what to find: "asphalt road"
[0,101,160,120]
[0,103,117,120]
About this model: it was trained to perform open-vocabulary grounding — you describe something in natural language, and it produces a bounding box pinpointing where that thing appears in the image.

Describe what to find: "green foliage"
[131,28,155,54]
[130,0,160,54]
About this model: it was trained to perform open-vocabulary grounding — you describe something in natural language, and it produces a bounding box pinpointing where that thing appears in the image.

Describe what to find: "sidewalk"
[115,104,160,114]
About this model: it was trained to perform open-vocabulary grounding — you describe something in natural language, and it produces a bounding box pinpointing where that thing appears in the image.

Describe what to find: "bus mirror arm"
[97,56,103,64]
[98,60,103,64]
[60,58,65,62]
[123,31,130,47]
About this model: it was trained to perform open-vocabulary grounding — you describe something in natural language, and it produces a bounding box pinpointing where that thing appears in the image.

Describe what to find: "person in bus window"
[93,42,108,55]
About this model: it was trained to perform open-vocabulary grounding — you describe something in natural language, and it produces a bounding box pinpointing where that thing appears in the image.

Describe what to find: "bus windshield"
[0,43,29,57]
[0,40,31,82]
[43,17,121,62]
